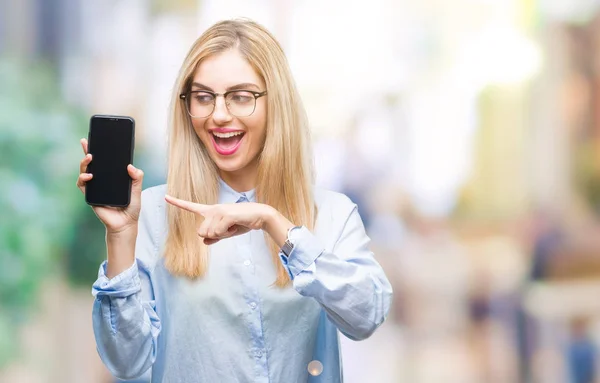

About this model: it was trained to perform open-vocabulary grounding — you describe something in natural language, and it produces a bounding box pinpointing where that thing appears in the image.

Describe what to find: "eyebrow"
[190,82,261,92]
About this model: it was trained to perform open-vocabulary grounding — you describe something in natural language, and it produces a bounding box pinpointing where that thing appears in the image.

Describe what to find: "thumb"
[128,164,144,193]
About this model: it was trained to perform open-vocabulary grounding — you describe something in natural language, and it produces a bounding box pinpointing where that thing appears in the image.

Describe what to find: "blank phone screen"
[85,116,135,207]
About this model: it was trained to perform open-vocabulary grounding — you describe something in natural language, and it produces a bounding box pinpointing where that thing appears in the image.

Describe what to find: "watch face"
[282,240,294,257]
[282,226,301,257]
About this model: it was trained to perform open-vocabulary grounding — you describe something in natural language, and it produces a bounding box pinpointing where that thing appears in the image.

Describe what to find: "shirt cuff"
[278,226,325,279]
[92,260,141,298]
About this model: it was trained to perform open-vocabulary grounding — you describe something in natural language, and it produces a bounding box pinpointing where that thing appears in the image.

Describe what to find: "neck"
[219,163,258,193]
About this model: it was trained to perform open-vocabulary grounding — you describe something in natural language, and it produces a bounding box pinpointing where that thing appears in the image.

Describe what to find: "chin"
[212,157,248,174]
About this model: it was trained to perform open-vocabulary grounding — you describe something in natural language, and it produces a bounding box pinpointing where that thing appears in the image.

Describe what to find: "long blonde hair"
[164,19,316,287]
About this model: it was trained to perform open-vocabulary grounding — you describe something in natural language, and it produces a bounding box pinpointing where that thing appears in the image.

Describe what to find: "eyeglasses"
[180,89,267,118]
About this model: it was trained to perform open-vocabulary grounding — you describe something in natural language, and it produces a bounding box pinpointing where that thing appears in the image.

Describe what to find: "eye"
[193,92,214,104]
[229,91,254,104]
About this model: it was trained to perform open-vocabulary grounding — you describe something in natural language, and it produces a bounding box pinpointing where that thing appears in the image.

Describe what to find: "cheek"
[191,120,209,141]
[248,120,267,151]
[249,111,267,141]
[247,102,267,141]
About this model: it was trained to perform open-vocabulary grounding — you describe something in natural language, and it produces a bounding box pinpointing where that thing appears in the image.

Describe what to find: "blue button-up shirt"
[92,180,392,382]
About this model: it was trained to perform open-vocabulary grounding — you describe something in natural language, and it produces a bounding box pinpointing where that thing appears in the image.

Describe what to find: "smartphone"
[85,115,135,207]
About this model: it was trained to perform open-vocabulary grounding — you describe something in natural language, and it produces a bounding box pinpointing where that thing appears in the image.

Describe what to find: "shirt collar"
[218,178,256,204]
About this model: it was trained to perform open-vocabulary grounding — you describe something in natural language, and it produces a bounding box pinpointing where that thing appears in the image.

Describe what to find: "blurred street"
[2,0,600,382]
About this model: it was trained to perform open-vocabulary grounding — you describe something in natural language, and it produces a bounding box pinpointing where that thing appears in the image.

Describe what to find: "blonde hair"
[164,19,316,287]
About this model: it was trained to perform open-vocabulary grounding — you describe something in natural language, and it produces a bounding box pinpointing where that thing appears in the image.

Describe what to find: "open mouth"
[210,130,245,155]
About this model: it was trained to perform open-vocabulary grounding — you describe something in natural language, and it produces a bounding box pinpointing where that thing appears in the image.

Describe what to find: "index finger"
[165,195,208,214]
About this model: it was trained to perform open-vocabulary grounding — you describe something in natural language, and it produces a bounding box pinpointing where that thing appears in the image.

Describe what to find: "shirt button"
[249,302,257,310]
[243,260,251,266]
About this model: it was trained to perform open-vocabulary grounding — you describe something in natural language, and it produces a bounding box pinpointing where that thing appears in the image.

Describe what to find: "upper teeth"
[213,131,243,138]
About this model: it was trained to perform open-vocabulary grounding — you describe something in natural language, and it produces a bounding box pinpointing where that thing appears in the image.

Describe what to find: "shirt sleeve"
[279,202,393,341]
[91,188,161,380]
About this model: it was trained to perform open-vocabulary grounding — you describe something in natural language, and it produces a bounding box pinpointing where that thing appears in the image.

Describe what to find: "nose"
[212,96,233,124]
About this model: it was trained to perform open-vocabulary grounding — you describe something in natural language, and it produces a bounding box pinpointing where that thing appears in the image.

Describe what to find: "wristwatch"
[281,226,302,257]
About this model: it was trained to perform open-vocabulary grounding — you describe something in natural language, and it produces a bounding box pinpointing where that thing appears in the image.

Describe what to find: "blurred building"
[3,0,600,382]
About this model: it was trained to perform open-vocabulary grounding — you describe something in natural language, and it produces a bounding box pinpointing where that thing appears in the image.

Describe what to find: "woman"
[77,19,392,382]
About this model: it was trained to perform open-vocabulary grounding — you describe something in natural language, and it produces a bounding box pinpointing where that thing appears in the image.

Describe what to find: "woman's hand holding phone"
[77,138,144,278]
[77,138,144,233]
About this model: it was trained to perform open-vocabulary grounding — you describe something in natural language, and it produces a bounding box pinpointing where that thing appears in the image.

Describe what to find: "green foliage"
[0,58,104,367]
[0,56,163,369]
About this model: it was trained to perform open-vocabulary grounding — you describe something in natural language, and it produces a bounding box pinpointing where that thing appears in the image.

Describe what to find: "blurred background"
[2,0,600,382]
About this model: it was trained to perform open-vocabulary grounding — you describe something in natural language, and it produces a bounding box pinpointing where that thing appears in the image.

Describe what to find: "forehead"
[193,49,264,90]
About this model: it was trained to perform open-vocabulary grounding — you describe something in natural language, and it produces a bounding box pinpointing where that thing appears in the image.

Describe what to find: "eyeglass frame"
[179,89,268,118]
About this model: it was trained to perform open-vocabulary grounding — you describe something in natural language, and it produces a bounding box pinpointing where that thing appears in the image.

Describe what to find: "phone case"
[85,114,136,207]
